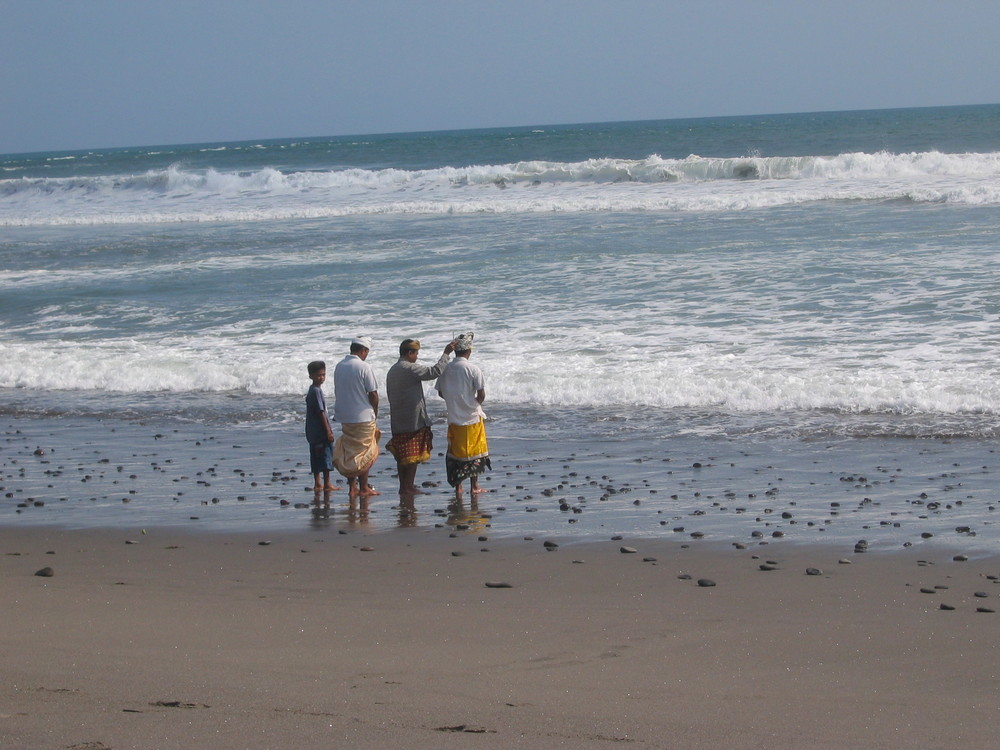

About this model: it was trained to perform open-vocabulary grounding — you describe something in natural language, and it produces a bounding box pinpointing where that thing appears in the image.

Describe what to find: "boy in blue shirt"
[305,361,338,492]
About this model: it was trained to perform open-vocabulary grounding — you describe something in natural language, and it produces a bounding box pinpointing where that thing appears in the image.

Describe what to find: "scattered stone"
[435,725,494,734]
[34,567,54,577]
[976,607,996,613]
[150,700,210,709]
[759,563,778,571]
[805,567,823,576]
[620,546,637,554]
[953,554,969,562]
[939,603,956,611]
[451,551,464,557]
[919,588,936,594]
[543,540,559,550]
[484,581,512,588]
[697,579,716,587]
[359,546,374,552]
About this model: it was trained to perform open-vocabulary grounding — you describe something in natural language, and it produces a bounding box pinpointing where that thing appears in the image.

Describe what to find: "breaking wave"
[3,150,1000,226]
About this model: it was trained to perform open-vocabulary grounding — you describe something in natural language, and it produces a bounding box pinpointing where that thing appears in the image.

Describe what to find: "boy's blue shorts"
[310,441,334,474]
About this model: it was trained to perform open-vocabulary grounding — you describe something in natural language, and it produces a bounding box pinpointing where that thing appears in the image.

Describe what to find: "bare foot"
[471,486,487,495]
[360,488,381,498]
[323,484,341,492]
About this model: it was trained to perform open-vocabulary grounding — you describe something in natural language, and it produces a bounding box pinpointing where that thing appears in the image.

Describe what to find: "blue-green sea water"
[4,105,1000,543]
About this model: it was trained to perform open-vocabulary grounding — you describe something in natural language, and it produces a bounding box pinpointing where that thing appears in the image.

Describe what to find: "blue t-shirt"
[305,384,331,444]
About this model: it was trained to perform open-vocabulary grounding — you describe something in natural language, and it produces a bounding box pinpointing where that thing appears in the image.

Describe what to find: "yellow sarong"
[446,419,488,460]
[445,419,491,487]
[333,421,381,478]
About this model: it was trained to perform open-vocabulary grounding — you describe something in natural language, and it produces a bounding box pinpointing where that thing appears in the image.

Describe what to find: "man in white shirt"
[333,336,380,497]
[436,333,491,499]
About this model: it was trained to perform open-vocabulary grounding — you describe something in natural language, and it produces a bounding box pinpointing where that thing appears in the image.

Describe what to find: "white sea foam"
[3,150,999,226]
[2,333,998,422]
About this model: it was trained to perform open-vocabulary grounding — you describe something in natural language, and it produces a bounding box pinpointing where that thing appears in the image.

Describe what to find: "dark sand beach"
[3,416,1000,749]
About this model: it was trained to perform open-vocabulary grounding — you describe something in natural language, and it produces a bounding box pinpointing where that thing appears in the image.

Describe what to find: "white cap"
[351,336,373,349]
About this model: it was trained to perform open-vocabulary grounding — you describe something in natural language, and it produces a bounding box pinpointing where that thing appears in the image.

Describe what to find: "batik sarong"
[386,426,433,467]
[333,421,381,478]
[445,419,491,487]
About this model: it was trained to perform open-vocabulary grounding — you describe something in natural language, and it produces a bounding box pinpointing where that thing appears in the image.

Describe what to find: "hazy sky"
[2,0,999,154]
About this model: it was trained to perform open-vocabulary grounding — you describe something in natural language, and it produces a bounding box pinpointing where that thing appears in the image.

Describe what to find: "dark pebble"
[697,579,716,587]
[34,567,54,577]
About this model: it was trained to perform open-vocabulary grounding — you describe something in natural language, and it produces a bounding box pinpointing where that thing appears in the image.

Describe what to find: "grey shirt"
[386,352,451,435]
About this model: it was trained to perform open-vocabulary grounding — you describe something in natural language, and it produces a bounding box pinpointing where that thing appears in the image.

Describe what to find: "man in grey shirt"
[385,337,456,495]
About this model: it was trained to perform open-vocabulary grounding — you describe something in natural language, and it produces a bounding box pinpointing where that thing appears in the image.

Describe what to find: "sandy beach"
[3,524,999,750]
[3,416,1000,748]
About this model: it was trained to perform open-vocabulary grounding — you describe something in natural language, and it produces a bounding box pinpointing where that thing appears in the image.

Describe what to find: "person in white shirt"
[436,332,491,499]
[333,336,380,497]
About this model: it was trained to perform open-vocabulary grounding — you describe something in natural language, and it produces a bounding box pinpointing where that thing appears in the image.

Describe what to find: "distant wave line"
[3,150,1000,194]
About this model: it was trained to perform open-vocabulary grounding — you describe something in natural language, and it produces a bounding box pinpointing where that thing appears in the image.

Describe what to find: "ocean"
[4,104,1000,545]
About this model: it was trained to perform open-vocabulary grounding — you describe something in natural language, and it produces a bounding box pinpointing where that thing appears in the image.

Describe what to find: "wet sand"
[2,416,1000,748]
[5,416,1000,551]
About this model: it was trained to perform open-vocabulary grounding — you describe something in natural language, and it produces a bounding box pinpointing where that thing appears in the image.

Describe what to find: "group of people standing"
[305,333,490,501]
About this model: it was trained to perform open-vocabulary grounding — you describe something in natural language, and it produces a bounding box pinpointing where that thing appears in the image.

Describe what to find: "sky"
[2,0,999,155]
